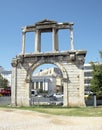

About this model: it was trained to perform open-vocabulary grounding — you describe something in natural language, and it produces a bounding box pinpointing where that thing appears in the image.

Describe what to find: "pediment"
[35,19,57,26]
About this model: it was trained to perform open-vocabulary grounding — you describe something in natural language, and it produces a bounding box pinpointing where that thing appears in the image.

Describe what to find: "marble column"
[70,28,74,50]
[35,30,41,53]
[21,32,26,54]
[52,28,58,51]
[11,64,17,106]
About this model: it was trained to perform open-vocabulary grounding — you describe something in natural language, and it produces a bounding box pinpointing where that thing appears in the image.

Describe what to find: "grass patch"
[14,105,102,117]
[0,105,102,117]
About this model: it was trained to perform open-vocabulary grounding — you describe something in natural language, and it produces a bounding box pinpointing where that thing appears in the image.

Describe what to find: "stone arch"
[26,59,68,82]
[25,59,69,106]
[11,19,87,107]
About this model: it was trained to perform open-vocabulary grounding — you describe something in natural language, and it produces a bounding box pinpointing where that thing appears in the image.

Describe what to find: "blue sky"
[0,0,102,70]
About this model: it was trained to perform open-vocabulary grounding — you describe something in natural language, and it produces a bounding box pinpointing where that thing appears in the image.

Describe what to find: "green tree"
[90,63,102,95]
[3,78,8,88]
[0,74,8,88]
[90,51,102,96]
[0,74,3,87]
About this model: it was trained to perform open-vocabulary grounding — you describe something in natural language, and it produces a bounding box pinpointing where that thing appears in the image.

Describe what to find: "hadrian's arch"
[11,19,87,107]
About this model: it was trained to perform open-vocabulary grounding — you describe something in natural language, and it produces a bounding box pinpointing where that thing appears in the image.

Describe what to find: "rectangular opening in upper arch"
[25,32,35,53]
[58,29,70,51]
[41,32,52,53]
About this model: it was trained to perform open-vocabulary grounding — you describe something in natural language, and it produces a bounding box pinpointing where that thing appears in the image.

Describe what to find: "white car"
[53,93,63,98]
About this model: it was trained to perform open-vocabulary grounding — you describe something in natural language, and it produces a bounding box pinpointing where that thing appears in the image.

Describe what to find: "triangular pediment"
[35,19,57,25]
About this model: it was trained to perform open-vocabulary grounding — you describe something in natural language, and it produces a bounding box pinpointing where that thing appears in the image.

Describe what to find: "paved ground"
[0,108,102,130]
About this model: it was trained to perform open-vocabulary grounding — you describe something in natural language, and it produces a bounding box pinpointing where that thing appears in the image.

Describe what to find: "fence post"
[93,93,96,107]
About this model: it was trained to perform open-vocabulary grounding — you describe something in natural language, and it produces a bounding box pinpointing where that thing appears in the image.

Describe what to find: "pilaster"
[52,28,58,51]
[35,30,41,53]
[70,27,74,50]
[21,32,26,54]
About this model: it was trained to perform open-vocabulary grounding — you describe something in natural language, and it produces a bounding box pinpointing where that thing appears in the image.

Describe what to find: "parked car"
[37,94,43,97]
[31,89,38,96]
[0,88,11,96]
[84,91,93,98]
[44,94,53,98]
[50,96,57,101]
[53,93,63,98]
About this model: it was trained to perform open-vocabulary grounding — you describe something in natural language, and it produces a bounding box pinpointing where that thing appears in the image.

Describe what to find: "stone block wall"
[63,62,85,107]
[11,50,86,107]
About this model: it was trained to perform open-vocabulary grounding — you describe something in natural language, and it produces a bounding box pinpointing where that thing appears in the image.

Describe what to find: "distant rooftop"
[1,70,12,75]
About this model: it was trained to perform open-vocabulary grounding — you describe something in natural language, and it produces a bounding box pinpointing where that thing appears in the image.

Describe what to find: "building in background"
[0,63,94,92]
[84,62,100,92]
[33,64,95,94]
[84,63,93,91]
[32,75,56,94]
[32,67,63,94]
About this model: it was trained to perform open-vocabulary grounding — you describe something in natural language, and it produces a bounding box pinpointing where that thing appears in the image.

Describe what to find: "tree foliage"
[90,54,102,96]
[90,64,102,94]
[0,74,8,88]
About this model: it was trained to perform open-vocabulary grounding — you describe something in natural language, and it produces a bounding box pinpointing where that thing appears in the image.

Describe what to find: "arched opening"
[28,62,67,106]
[32,63,63,93]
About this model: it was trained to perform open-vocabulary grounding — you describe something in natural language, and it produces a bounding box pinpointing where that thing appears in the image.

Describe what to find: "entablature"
[22,19,74,33]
